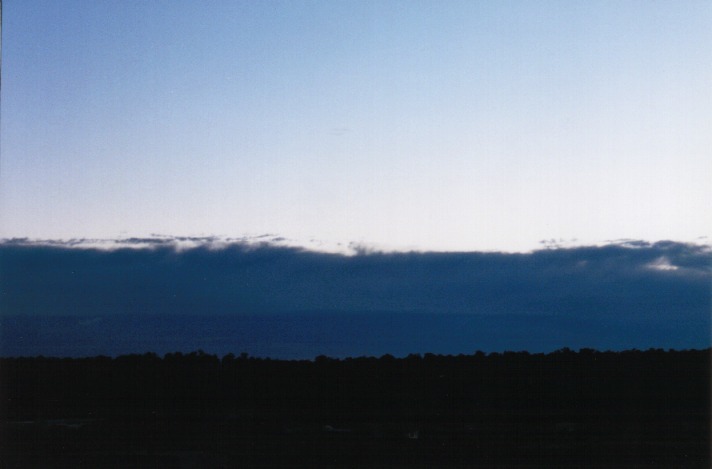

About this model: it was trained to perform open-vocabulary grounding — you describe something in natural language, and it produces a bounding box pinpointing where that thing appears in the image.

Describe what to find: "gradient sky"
[1,1,710,252]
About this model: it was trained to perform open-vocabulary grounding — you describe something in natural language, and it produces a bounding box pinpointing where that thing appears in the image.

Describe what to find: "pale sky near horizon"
[1,0,710,252]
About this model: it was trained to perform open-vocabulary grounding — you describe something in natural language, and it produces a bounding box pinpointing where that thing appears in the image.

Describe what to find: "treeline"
[2,348,710,420]
[1,348,710,467]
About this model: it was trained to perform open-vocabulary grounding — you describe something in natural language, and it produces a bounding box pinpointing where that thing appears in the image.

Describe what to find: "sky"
[1,1,710,252]
[1,2,710,357]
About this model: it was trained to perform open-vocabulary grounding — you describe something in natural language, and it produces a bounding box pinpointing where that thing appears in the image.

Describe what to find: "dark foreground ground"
[1,348,710,468]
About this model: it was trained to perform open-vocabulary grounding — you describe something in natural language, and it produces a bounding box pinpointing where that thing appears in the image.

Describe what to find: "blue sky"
[1,0,710,251]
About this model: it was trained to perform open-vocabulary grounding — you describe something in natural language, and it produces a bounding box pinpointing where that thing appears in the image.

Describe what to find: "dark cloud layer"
[1,239,709,321]
[1,239,709,356]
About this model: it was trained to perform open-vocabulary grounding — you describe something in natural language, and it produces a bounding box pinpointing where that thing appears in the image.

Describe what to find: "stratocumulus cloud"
[1,238,710,357]
[1,238,709,320]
